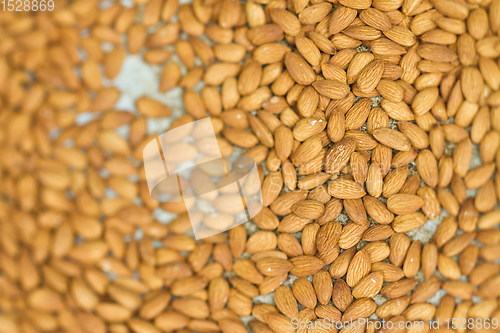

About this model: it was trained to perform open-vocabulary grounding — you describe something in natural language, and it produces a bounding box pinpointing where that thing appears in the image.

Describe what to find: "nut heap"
[1,0,500,332]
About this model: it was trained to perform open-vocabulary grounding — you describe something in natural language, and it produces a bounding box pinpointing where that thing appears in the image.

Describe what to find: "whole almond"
[373,128,411,151]
[291,136,323,165]
[312,80,350,100]
[357,60,385,93]
[292,278,317,309]
[376,296,411,319]
[291,200,325,220]
[346,250,371,287]
[289,256,325,277]
[329,247,356,279]
[270,190,308,216]
[274,286,298,319]
[325,138,356,174]
[402,240,421,278]
[437,254,461,280]
[284,52,316,85]
[316,222,342,253]
[387,194,425,215]
[363,198,393,226]
[328,178,366,199]
[313,269,333,305]
[352,271,384,299]
[380,278,418,299]
[389,233,411,267]
[329,5,357,35]
[371,262,404,282]
[342,298,377,322]
[421,242,438,279]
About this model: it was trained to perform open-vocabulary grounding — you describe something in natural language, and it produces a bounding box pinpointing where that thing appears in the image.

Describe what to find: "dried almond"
[373,128,411,151]
[352,271,384,299]
[289,255,325,277]
[325,138,356,174]
[387,194,424,215]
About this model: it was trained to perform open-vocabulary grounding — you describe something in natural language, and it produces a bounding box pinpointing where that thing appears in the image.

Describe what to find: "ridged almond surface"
[284,52,316,85]
[342,298,377,321]
[373,128,412,151]
[291,200,325,220]
[328,178,366,199]
[352,271,384,298]
[312,80,350,99]
[291,136,323,165]
[346,249,371,287]
[316,222,342,253]
[387,194,425,215]
[357,60,385,93]
[274,286,298,319]
[289,255,325,277]
[292,277,317,309]
[325,138,356,174]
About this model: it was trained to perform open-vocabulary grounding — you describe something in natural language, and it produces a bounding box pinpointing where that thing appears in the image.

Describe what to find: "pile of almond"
[1,0,500,332]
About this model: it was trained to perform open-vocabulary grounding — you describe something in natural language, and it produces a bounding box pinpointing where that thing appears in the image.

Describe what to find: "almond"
[376,296,411,319]
[289,255,325,277]
[328,178,366,199]
[291,136,323,165]
[270,190,308,216]
[357,60,385,93]
[284,52,316,85]
[316,222,342,253]
[274,286,298,319]
[325,138,356,174]
[380,278,418,299]
[329,5,357,35]
[371,262,404,283]
[364,196,394,224]
[291,200,325,220]
[292,278,317,309]
[352,271,384,298]
[312,80,350,100]
[387,194,425,215]
[342,298,377,322]
[373,128,411,151]
[346,250,371,287]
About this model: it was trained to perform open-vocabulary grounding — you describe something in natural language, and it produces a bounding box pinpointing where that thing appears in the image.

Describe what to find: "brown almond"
[352,271,384,299]
[312,80,350,100]
[373,128,411,151]
[357,60,385,93]
[289,255,324,277]
[325,138,356,174]
[387,194,424,215]
[328,178,366,199]
[346,250,371,287]
[342,298,377,322]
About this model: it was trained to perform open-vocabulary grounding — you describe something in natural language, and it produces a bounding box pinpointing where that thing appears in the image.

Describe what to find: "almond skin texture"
[342,298,377,321]
[328,178,367,199]
[352,271,384,298]
[312,80,350,99]
[292,278,317,309]
[284,52,316,86]
[289,256,325,277]
[373,128,412,151]
[291,200,325,220]
[316,222,342,253]
[325,138,356,174]
[387,194,425,215]
[346,250,371,287]
[357,60,385,93]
